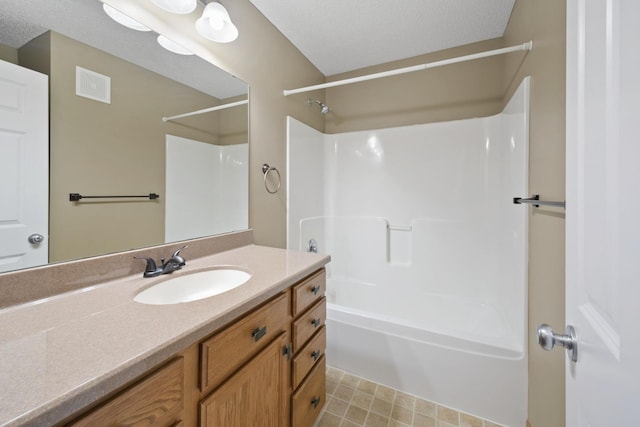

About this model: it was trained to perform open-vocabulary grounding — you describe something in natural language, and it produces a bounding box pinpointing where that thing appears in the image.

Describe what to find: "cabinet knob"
[311,396,321,409]
[311,350,321,361]
[310,285,320,295]
[311,318,321,328]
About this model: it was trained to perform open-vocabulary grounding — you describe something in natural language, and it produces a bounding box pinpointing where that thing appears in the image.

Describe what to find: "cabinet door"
[200,293,289,394]
[200,332,289,427]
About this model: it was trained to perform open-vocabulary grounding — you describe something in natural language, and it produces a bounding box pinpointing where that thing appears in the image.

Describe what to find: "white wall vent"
[75,66,111,104]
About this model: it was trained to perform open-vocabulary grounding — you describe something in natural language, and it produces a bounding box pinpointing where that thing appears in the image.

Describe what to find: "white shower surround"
[165,135,248,242]
[287,78,529,426]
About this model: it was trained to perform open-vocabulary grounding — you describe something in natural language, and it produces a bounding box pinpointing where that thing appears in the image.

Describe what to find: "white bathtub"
[325,279,527,427]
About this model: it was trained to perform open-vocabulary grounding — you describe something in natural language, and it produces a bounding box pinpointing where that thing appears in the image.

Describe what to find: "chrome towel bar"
[513,195,565,209]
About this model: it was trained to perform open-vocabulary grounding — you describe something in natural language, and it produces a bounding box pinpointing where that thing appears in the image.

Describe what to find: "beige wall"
[0,43,18,64]
[20,31,236,262]
[505,1,567,426]
[325,38,506,133]
[219,94,249,146]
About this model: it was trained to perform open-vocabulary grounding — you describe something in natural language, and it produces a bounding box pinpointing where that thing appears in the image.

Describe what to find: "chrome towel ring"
[262,163,281,194]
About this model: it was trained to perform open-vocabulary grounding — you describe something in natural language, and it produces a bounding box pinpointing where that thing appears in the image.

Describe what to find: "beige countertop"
[0,244,329,426]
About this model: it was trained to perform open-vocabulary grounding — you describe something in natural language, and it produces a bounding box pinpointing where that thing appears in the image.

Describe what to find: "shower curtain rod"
[283,41,533,96]
[162,99,248,122]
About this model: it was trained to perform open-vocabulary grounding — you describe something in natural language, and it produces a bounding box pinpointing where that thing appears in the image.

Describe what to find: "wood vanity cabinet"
[63,268,327,427]
[198,292,290,426]
[197,268,327,427]
[290,269,327,426]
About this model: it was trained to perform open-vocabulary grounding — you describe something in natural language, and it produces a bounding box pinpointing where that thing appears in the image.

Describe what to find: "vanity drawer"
[291,356,326,427]
[200,293,289,394]
[292,269,326,317]
[292,326,326,390]
[70,357,184,426]
[292,297,326,353]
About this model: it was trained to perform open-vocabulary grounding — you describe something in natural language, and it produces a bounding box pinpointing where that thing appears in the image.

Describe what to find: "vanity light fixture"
[102,4,152,31]
[150,0,197,14]
[195,1,238,43]
[157,35,194,55]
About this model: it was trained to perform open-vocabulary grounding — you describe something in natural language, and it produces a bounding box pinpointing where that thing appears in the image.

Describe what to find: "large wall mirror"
[0,0,249,273]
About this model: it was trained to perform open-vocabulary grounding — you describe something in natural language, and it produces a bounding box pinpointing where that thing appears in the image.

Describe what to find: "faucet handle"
[170,245,188,267]
[134,256,162,278]
[172,245,188,258]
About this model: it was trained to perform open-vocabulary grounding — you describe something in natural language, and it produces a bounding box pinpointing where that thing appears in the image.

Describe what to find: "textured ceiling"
[249,0,516,76]
[0,0,247,99]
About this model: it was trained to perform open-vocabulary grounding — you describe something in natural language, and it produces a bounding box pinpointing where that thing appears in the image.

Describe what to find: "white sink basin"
[134,268,251,305]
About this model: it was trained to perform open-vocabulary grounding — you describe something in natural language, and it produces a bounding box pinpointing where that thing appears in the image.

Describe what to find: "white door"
[0,60,48,273]
[566,0,640,425]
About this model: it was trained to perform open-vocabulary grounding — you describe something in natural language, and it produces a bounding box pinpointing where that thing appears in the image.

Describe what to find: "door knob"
[28,233,45,244]
[537,324,578,362]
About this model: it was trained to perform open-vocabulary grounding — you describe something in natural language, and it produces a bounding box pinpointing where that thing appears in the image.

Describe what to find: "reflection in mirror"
[0,0,249,273]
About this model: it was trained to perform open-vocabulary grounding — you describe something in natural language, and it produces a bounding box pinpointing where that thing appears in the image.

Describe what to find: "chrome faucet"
[135,245,188,278]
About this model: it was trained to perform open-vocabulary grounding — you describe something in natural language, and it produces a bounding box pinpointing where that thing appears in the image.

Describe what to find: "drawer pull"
[252,326,267,342]
[311,350,321,361]
[311,396,321,409]
[311,318,321,328]
[310,285,320,295]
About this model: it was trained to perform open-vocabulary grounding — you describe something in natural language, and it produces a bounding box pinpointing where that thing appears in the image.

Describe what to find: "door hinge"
[282,343,293,360]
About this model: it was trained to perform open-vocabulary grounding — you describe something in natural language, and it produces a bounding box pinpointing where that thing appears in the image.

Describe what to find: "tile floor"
[314,366,504,427]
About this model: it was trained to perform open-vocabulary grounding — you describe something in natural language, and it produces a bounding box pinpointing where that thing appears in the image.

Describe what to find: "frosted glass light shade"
[157,35,194,55]
[195,2,238,43]
[103,4,151,31]
[150,0,197,14]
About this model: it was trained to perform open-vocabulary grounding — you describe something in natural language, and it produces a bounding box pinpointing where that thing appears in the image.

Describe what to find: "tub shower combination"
[287,79,530,426]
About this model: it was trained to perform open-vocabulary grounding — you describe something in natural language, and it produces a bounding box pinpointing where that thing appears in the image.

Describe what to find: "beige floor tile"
[390,404,413,424]
[437,405,460,425]
[374,385,397,402]
[314,411,342,427]
[459,412,484,427]
[327,378,339,394]
[341,372,361,388]
[334,384,356,401]
[345,404,369,425]
[327,367,345,382]
[364,411,389,427]
[394,391,416,410]
[318,367,500,427]
[415,398,436,417]
[370,397,393,417]
[351,390,374,410]
[413,413,436,427]
[388,420,411,427]
[326,397,350,417]
[357,379,378,395]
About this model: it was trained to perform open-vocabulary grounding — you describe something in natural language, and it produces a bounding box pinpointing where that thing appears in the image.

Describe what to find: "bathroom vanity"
[0,232,329,427]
